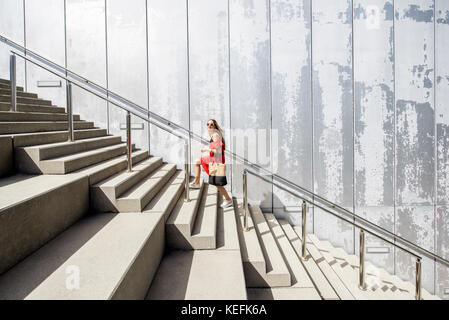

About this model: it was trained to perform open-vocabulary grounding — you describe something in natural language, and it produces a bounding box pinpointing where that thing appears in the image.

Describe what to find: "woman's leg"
[216,186,231,201]
[193,158,201,184]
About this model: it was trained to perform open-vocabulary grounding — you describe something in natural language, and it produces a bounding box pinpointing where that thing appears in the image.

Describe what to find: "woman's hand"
[200,148,209,153]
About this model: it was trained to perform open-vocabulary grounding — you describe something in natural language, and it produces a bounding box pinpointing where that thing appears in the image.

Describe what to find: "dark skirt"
[209,175,227,186]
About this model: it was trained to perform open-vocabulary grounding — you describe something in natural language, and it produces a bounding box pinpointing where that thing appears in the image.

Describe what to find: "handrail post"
[126,111,132,172]
[10,55,16,111]
[359,229,366,290]
[301,200,307,259]
[66,82,74,142]
[184,140,190,202]
[416,258,422,300]
[243,170,249,231]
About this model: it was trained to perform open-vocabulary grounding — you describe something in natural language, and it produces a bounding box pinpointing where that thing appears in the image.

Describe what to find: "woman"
[190,119,233,209]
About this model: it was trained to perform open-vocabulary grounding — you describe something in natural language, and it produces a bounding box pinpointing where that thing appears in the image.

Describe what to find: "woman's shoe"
[220,199,233,209]
[189,182,201,189]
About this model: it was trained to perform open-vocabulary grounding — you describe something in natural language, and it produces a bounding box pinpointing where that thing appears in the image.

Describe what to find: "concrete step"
[234,199,267,287]
[0,102,65,113]
[1,128,108,148]
[279,220,339,300]
[388,273,440,300]
[20,142,135,174]
[146,249,247,300]
[190,184,218,249]
[141,170,186,222]
[0,111,80,122]
[248,206,291,287]
[71,149,148,186]
[0,120,94,134]
[0,83,24,91]
[166,180,205,248]
[0,89,38,98]
[90,156,163,212]
[15,136,123,173]
[328,246,404,300]
[309,236,379,300]
[166,182,218,250]
[115,163,177,212]
[293,229,354,300]
[247,287,321,300]
[0,94,51,106]
[341,254,410,300]
[0,136,13,177]
[0,212,165,299]
[215,195,240,251]
[0,174,89,275]
[265,214,315,289]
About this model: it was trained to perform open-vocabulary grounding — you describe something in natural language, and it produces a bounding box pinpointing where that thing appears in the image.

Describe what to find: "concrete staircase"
[0,78,442,300]
[233,199,440,300]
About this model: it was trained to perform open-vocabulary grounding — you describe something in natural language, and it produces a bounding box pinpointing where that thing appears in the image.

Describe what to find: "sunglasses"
[206,122,215,127]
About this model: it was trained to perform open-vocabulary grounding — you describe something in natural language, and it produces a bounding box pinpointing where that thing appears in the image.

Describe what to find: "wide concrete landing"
[146,249,247,300]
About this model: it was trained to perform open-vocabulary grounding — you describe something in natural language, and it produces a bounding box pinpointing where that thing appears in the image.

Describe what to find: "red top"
[200,133,225,175]
[209,139,225,164]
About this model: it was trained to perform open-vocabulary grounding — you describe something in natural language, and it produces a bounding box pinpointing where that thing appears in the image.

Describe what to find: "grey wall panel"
[25,0,66,107]
[354,0,394,208]
[312,0,354,252]
[353,0,395,270]
[66,0,107,130]
[0,0,25,87]
[437,205,449,260]
[107,0,148,150]
[188,0,231,188]
[436,259,449,300]
[270,0,313,223]
[229,0,272,208]
[354,207,395,274]
[395,0,435,206]
[395,205,435,292]
[148,0,189,168]
[436,0,449,205]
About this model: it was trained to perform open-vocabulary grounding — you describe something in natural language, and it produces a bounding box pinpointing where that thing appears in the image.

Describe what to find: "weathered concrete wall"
[0,0,448,297]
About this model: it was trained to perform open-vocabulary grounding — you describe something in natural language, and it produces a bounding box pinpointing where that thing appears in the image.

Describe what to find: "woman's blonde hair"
[208,118,225,149]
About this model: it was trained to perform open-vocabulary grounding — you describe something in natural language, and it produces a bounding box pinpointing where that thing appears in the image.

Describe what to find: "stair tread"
[0,213,164,299]
[142,170,185,222]
[310,236,383,300]
[216,196,240,251]
[247,287,321,300]
[250,206,290,278]
[93,156,162,190]
[279,219,339,300]
[166,180,204,227]
[0,128,105,138]
[191,184,218,239]
[71,150,148,185]
[118,163,176,201]
[234,199,266,267]
[146,249,247,300]
[40,142,126,163]
[24,135,120,153]
[0,173,85,211]
[294,229,355,300]
[265,214,314,288]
